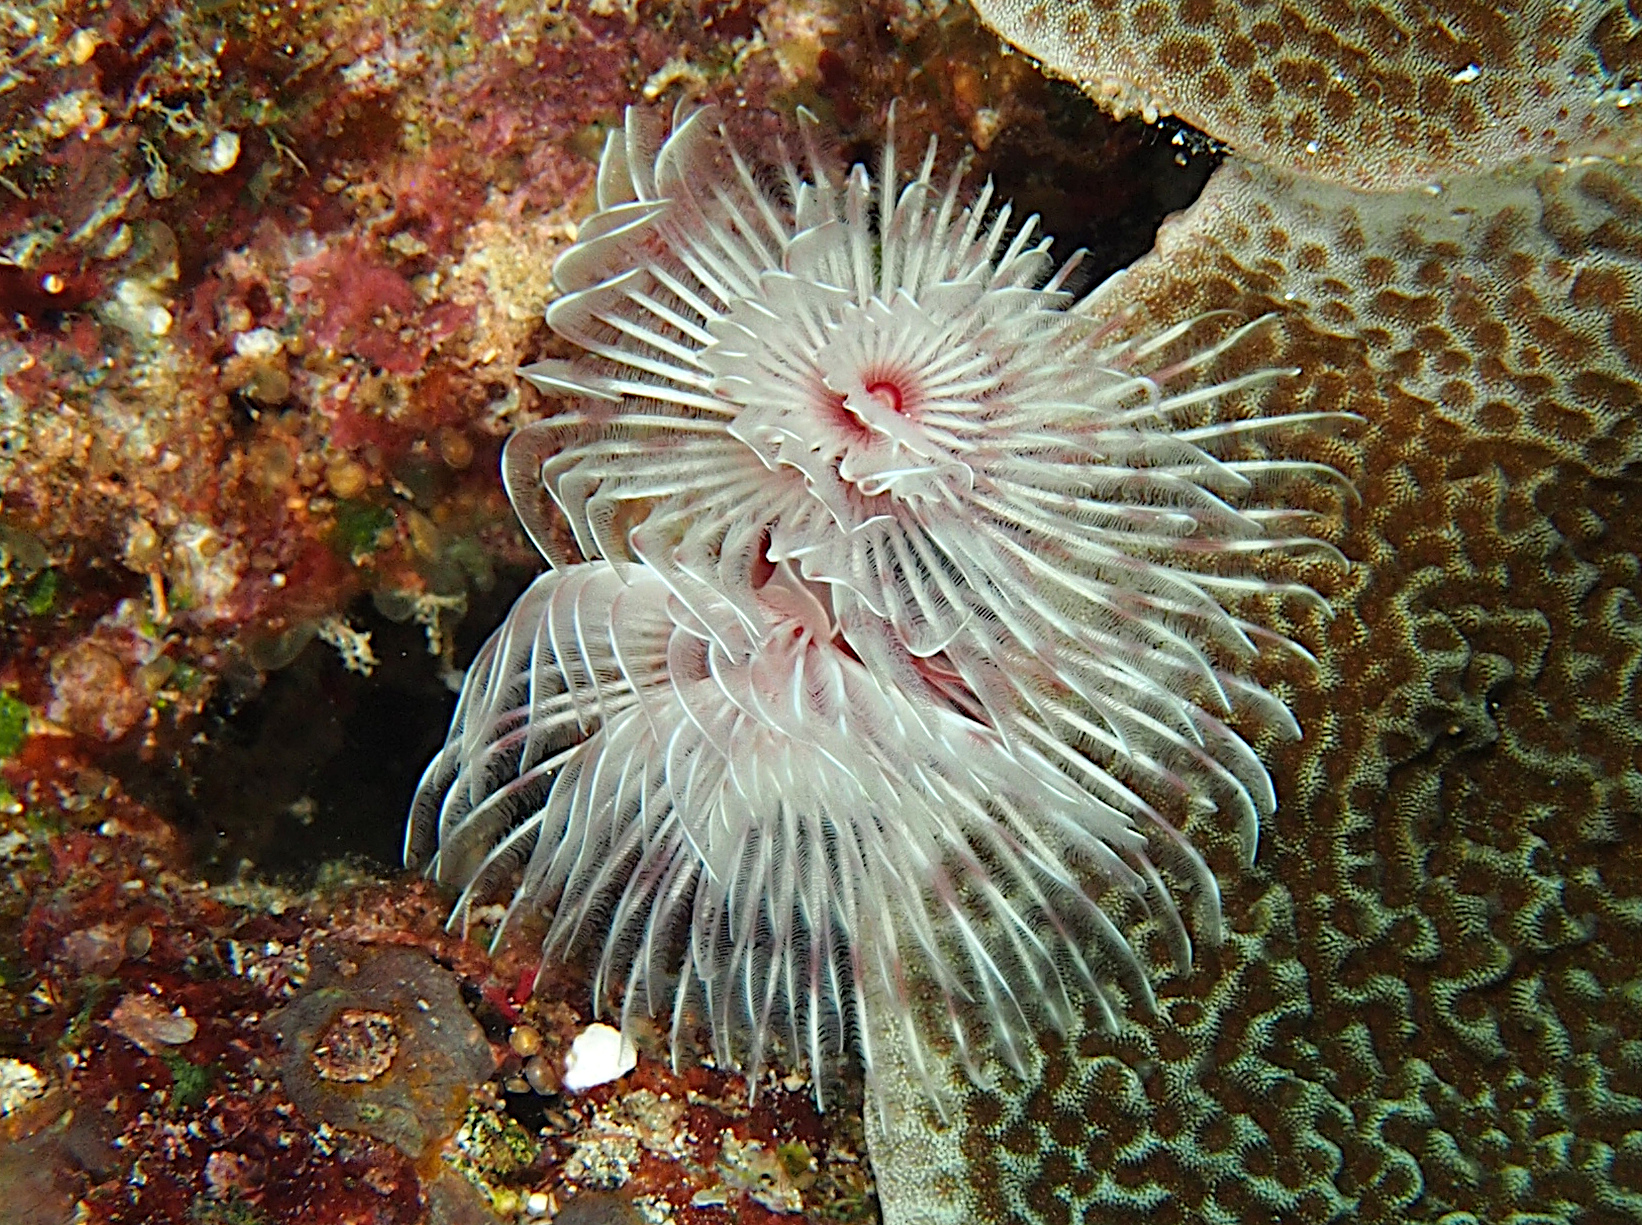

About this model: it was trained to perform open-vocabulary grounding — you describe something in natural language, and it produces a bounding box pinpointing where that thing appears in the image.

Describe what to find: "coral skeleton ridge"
[410,103,1344,1119]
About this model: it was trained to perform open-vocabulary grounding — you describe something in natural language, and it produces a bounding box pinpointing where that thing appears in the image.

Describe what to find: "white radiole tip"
[562,1022,638,1092]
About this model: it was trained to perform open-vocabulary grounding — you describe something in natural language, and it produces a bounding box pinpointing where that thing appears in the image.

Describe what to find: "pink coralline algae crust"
[0,0,723,757]
[0,742,877,1224]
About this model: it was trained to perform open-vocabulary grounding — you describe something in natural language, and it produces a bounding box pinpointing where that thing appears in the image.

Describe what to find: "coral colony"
[408,104,1345,1106]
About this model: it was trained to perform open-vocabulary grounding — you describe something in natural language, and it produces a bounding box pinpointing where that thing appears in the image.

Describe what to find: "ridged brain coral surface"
[967,0,1642,189]
[1190,159,1642,477]
[864,135,1642,1225]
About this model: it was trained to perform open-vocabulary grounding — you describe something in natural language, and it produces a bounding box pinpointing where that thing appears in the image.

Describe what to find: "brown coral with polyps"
[969,0,1642,188]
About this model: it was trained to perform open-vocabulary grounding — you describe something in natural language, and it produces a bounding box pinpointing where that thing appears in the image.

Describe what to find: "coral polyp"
[411,105,1346,1104]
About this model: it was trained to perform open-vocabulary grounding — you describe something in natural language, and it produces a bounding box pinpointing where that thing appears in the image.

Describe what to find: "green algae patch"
[331,499,396,561]
[188,1195,273,1225]
[20,568,57,615]
[163,1051,218,1113]
[0,692,29,759]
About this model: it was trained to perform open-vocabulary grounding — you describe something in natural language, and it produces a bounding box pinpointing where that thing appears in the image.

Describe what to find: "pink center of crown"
[864,379,904,414]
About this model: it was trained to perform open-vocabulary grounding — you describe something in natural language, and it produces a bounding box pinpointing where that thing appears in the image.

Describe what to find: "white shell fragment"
[201,131,241,174]
[233,326,283,359]
[0,1058,47,1116]
[561,1022,636,1092]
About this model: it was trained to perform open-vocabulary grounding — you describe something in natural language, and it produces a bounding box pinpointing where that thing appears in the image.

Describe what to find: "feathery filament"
[408,104,1346,1106]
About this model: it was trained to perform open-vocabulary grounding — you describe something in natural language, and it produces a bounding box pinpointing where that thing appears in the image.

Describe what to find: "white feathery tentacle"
[408,105,1349,1109]
[410,560,1212,1108]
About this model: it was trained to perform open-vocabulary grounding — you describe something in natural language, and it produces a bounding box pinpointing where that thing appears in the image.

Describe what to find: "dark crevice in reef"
[991,123,1228,292]
[112,566,536,884]
[835,101,1221,300]
[807,0,1222,296]
[985,93,1221,292]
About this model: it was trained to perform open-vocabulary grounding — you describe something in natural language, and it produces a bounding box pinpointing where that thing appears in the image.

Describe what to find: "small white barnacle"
[199,130,241,174]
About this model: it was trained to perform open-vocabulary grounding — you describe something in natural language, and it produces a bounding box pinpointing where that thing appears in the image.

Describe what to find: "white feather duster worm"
[408,560,1198,1104]
[515,106,1348,879]
[411,104,1347,1105]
